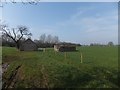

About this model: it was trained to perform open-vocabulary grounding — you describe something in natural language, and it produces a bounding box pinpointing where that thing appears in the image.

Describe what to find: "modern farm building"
[20,38,38,51]
[54,44,76,52]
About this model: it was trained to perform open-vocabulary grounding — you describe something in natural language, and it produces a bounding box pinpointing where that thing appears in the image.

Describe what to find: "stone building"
[54,44,76,52]
[20,38,38,51]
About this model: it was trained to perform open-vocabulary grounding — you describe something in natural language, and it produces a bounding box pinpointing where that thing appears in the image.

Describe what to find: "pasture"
[2,46,119,88]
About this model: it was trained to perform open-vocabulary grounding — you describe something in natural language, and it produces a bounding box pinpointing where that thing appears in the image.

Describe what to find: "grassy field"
[2,46,119,88]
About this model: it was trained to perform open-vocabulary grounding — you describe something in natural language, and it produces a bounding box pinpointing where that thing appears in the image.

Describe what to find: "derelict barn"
[54,44,76,52]
[20,38,38,51]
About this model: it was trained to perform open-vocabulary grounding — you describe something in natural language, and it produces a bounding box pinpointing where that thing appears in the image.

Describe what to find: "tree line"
[0,25,81,49]
[1,24,115,49]
[34,34,60,48]
[90,42,114,46]
[0,25,59,48]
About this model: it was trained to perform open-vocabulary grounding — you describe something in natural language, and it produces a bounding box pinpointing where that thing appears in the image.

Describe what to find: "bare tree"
[52,36,59,44]
[1,0,40,4]
[39,34,60,44]
[108,41,114,46]
[46,34,52,43]
[2,33,13,42]
[39,33,46,43]
[1,24,32,49]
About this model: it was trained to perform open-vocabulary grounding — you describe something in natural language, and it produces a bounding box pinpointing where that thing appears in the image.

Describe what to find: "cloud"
[26,3,118,44]
[54,5,118,44]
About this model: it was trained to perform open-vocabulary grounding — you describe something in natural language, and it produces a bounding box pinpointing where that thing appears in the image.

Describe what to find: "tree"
[45,35,60,44]
[39,34,46,43]
[38,34,60,48]
[108,41,114,46]
[1,24,32,49]
[52,36,59,44]
[1,0,40,4]
[46,34,52,43]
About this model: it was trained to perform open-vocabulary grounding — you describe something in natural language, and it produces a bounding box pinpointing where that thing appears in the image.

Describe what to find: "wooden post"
[44,48,45,52]
[81,53,83,63]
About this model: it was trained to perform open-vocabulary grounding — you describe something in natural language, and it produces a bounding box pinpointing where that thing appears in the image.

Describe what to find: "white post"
[44,48,45,52]
[81,53,83,63]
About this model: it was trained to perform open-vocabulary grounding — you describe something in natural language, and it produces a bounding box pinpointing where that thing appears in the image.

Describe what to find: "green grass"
[2,46,119,88]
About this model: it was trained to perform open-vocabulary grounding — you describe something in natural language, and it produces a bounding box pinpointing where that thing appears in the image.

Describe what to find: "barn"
[54,44,76,52]
[20,38,38,51]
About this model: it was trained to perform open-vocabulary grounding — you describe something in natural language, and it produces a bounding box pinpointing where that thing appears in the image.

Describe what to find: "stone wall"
[54,45,76,52]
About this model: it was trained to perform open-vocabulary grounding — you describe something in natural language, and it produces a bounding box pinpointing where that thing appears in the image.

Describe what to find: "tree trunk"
[16,41,20,49]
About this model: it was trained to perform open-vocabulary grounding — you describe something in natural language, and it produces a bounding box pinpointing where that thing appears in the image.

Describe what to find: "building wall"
[20,40,38,51]
[59,46,76,52]
[54,45,76,52]
[54,45,59,52]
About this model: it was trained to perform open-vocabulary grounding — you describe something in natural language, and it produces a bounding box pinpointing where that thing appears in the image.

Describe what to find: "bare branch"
[1,0,40,4]
[12,28,16,40]
[3,29,16,42]
[21,0,27,4]
[1,24,32,49]
[10,0,16,3]
[18,34,23,41]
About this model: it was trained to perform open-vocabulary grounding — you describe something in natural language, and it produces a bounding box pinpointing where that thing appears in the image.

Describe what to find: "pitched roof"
[22,38,37,46]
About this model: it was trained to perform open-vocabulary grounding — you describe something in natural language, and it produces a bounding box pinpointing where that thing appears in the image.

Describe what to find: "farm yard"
[2,46,119,88]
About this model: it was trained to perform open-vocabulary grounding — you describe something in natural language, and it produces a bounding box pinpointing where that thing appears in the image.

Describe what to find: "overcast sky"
[1,2,118,45]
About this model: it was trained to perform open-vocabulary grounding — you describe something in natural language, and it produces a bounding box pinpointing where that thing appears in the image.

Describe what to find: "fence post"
[44,48,45,52]
[81,52,83,63]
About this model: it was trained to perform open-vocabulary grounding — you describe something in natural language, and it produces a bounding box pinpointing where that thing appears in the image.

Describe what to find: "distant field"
[2,46,119,88]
